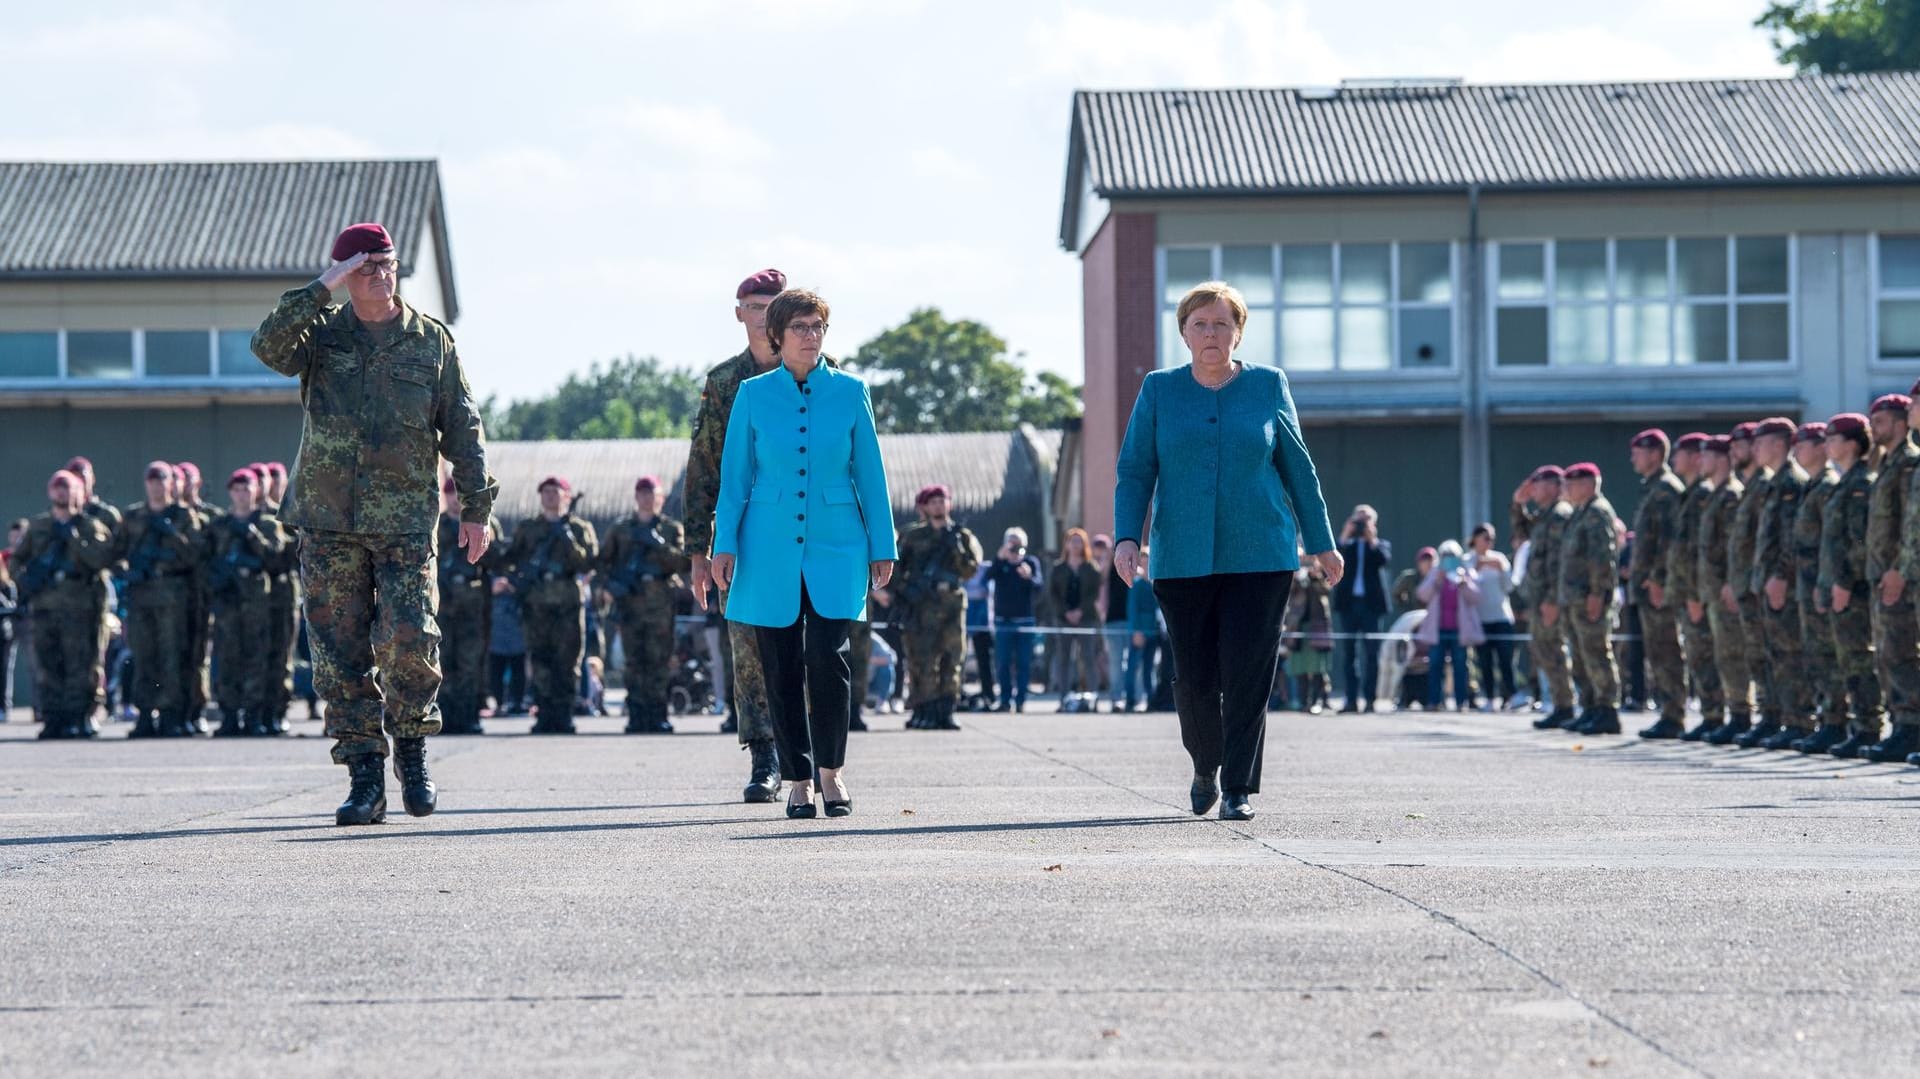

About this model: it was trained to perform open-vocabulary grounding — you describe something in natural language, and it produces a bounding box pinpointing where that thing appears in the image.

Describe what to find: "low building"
[1060,73,1920,546]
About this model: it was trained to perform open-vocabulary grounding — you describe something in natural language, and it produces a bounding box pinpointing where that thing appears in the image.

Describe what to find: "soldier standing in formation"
[176,461,216,735]
[1518,467,1580,731]
[116,462,204,739]
[893,485,983,731]
[205,469,288,737]
[599,475,691,735]
[1625,431,1688,739]
[1557,463,1621,734]
[63,455,120,722]
[1666,433,1725,741]
[1820,414,1885,757]
[1750,417,1814,749]
[11,470,114,739]
[1787,422,1846,751]
[502,476,597,735]
[1725,423,1781,747]
[1698,435,1754,743]
[437,477,501,735]
[259,461,300,735]
[1863,392,1920,762]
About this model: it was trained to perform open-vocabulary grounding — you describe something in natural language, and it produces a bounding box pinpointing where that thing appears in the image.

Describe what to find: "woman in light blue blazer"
[711,289,895,819]
[1111,282,1343,823]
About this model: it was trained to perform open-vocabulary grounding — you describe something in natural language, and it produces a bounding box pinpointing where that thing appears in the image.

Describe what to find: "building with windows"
[1060,73,1920,547]
[0,160,456,523]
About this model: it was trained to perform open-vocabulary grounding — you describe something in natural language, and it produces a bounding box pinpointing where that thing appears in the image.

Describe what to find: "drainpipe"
[1460,183,1489,536]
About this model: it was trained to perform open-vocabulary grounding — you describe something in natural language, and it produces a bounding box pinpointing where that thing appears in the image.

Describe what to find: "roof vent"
[1609,87,1637,100]
[1337,77,1462,100]
[1299,86,1338,101]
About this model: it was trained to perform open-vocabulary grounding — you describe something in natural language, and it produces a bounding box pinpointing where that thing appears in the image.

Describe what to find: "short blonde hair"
[1175,282,1248,344]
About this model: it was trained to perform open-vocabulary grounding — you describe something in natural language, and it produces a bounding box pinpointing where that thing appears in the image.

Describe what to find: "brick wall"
[1078,212,1157,537]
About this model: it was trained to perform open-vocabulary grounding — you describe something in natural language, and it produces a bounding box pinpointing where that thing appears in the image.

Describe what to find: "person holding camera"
[1416,540,1484,711]
[1329,504,1391,712]
[987,527,1044,712]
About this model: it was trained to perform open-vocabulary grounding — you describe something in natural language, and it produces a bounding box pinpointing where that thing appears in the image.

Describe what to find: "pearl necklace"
[1196,361,1242,390]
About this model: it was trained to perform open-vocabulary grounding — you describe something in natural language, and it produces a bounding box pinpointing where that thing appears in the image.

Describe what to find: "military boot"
[1760,725,1805,750]
[36,711,70,740]
[933,697,962,730]
[156,709,191,739]
[1637,716,1686,740]
[269,709,291,735]
[213,706,244,737]
[1861,724,1920,763]
[244,708,274,738]
[128,709,159,739]
[335,755,387,826]
[75,711,100,739]
[1582,707,1622,735]
[1533,706,1575,730]
[743,741,781,804]
[1829,726,1879,759]
[904,704,927,730]
[1680,719,1722,742]
[1733,716,1780,748]
[1793,723,1848,754]
[1706,712,1750,745]
[392,737,437,817]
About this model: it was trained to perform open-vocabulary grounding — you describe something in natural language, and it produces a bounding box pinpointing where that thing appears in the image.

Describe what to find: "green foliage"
[1757,0,1920,72]
[849,307,1082,434]
[482,355,701,441]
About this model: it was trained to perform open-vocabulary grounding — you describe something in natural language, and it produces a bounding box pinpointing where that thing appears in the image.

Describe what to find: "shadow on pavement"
[241,802,728,821]
[283,816,769,842]
[732,815,1197,841]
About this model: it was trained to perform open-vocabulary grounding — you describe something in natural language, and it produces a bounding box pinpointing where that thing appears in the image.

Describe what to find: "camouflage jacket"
[1558,495,1619,606]
[1819,459,1875,596]
[1668,477,1713,605]
[1628,466,1686,595]
[683,348,838,556]
[893,520,984,609]
[1902,441,1920,581]
[257,503,301,579]
[1791,465,1839,606]
[597,513,691,596]
[1518,499,1574,607]
[1875,436,1920,579]
[437,512,503,593]
[114,502,205,589]
[1728,467,1773,600]
[502,514,598,609]
[9,512,113,611]
[250,283,497,535]
[81,497,123,534]
[1696,475,1744,595]
[201,512,288,603]
[1753,459,1809,594]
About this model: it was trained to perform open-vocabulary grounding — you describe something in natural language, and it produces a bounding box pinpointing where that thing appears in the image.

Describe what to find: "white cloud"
[0,13,235,62]
[1463,24,1782,84]
[0,123,380,161]
[582,0,924,33]
[907,144,987,186]
[609,102,771,163]
[1024,0,1346,88]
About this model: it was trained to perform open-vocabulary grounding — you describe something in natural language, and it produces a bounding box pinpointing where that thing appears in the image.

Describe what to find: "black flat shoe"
[1219,793,1254,821]
[824,799,852,818]
[786,800,817,819]
[1190,773,1220,816]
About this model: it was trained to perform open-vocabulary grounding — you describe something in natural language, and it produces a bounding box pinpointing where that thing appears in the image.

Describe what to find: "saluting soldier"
[10,470,114,740]
[1626,430,1689,740]
[1820,414,1885,758]
[1698,435,1755,743]
[1750,417,1815,749]
[115,462,205,739]
[501,476,598,735]
[1787,422,1847,753]
[251,222,498,825]
[1666,434,1724,740]
[1870,389,1920,763]
[204,469,289,737]
[598,475,691,734]
[436,476,502,735]
[1517,467,1580,730]
[1557,463,1621,735]
[893,485,983,731]
[1722,423,1779,747]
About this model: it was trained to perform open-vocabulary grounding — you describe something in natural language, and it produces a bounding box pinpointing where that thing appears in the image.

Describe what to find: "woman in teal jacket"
[712,289,895,819]
[1112,282,1342,823]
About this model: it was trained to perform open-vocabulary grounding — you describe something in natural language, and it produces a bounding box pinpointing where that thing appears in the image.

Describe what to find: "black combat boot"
[1533,706,1575,730]
[335,755,387,826]
[1861,724,1920,763]
[934,697,961,730]
[1638,716,1686,740]
[1759,725,1806,750]
[156,709,191,739]
[36,711,69,741]
[1793,723,1848,754]
[1706,713,1750,745]
[1733,716,1780,748]
[1829,726,1879,759]
[1583,707,1622,735]
[904,704,927,730]
[75,711,100,738]
[243,708,274,738]
[743,741,781,804]
[129,710,159,739]
[719,712,738,734]
[269,709,290,735]
[1680,719,1722,742]
[392,737,437,817]
[213,706,244,737]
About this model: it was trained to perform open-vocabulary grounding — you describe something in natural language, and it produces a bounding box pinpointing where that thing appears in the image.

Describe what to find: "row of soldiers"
[1514,385,1920,764]
[9,456,300,740]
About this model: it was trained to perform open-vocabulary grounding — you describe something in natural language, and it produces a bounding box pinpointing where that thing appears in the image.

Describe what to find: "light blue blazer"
[712,360,896,627]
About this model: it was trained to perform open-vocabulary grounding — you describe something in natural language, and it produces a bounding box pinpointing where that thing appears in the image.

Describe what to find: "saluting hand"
[1112,540,1139,587]
[317,251,369,293]
[457,521,490,564]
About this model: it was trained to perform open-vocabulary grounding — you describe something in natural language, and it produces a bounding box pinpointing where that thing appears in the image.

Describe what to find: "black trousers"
[755,584,853,782]
[1476,621,1517,701]
[970,629,996,701]
[1333,606,1381,706]
[487,653,527,712]
[1153,571,1293,796]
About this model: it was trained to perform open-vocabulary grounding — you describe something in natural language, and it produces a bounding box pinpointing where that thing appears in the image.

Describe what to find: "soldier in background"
[1722,423,1778,747]
[1864,391,1920,763]
[62,456,120,723]
[175,461,216,734]
[893,485,983,731]
[11,470,114,739]
[1697,436,1755,744]
[1517,467,1579,730]
[1665,434,1724,740]
[502,476,597,735]
[1626,431,1689,739]
[1750,417,1815,749]
[205,469,288,737]
[437,477,501,735]
[115,462,204,739]
[1558,463,1621,735]
[599,475,690,734]
[1820,414,1884,758]
[1787,422,1847,753]
[260,461,300,734]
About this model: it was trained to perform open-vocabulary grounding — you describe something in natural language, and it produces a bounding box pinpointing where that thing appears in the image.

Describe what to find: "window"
[0,328,280,381]
[1876,234,1920,361]
[1490,235,1791,368]
[1159,242,1455,372]
[217,330,272,378]
[67,331,134,379]
[145,330,214,377]
[0,332,59,377]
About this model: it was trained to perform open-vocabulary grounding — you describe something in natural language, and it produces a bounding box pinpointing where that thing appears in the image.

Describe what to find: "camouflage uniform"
[183,499,218,728]
[260,503,301,729]
[599,512,691,729]
[251,282,497,764]
[892,520,984,712]
[502,513,598,732]
[1558,494,1620,709]
[114,502,204,734]
[1818,458,1882,737]
[1879,435,1920,734]
[204,512,289,731]
[436,512,502,734]
[1754,459,1815,731]
[78,497,121,715]
[1670,474,1723,725]
[1729,467,1777,722]
[9,513,113,735]
[1629,466,1687,723]
[1792,463,1845,725]
[684,348,837,747]
[1516,499,1577,712]
[1698,473,1752,720]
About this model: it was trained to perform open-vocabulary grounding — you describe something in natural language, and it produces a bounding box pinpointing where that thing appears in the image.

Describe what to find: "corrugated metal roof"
[0,160,459,319]
[1061,73,1920,247]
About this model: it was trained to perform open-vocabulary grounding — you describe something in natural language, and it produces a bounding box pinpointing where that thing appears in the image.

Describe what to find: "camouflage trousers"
[1736,594,1777,720]
[301,530,442,765]
[720,588,773,745]
[1529,609,1576,710]
[125,578,194,715]
[1800,599,1846,724]
[903,596,966,705]
[266,575,298,718]
[213,582,273,715]
[1707,601,1753,717]
[1871,594,1920,728]
[1760,596,1815,729]
[437,578,489,730]
[186,583,212,716]
[523,599,584,729]
[616,587,677,716]
[29,600,106,719]
[1639,602,1686,722]
[1829,593,1882,735]
[1679,607,1723,723]
[1565,602,1618,708]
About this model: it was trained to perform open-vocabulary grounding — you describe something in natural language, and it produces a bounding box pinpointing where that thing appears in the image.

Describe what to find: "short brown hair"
[1175,282,1248,343]
[766,288,831,353]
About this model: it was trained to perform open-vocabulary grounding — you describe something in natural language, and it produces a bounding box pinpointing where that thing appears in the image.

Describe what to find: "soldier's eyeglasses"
[739,301,770,314]
[787,322,828,338]
[354,260,401,277]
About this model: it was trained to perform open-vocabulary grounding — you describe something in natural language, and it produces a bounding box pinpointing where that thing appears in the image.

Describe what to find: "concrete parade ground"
[1,699,1917,1078]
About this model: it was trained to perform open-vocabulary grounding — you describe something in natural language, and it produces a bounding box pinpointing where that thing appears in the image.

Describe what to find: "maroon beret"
[1871,393,1912,415]
[265,461,287,477]
[248,461,270,475]
[175,462,199,482]
[1564,462,1601,480]
[227,468,259,488]
[144,460,174,480]
[634,475,660,491]
[1416,546,1437,561]
[1674,432,1710,452]
[1827,413,1870,439]
[1704,435,1732,455]
[736,268,787,300]
[1529,464,1565,482]
[1629,428,1669,452]
[538,475,570,492]
[1729,422,1759,442]
[47,469,80,489]
[331,223,394,262]
[915,484,951,506]
[1793,421,1828,444]
[1754,417,1796,439]
[63,455,93,475]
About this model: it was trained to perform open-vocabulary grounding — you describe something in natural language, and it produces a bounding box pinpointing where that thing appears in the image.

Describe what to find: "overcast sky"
[0,0,1789,403]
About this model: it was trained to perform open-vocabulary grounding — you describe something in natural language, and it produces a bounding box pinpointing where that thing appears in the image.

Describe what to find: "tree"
[482,355,702,441]
[848,307,1083,433]
[1757,0,1920,72]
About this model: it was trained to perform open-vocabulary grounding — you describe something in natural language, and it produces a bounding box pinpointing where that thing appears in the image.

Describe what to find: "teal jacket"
[713,360,895,627]
[1113,364,1335,581]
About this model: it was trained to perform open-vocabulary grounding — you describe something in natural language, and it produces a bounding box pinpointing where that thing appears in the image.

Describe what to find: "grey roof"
[0,160,458,319]
[1061,73,1920,248]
